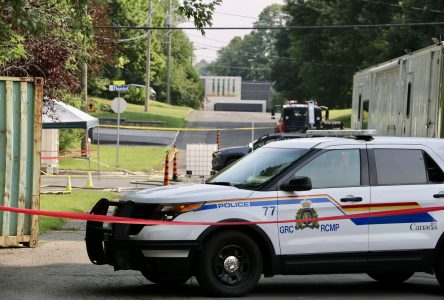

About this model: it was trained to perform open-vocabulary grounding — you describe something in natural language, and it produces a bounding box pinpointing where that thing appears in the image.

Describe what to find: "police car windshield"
[207,147,308,190]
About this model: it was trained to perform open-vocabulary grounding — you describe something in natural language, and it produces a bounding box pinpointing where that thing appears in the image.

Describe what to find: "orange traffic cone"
[172,148,179,182]
[163,151,170,186]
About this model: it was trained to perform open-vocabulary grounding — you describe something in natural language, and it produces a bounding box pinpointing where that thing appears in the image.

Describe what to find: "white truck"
[352,43,444,137]
[86,130,444,297]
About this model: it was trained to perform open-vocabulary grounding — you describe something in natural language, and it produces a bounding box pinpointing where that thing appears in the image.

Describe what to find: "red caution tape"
[0,205,444,226]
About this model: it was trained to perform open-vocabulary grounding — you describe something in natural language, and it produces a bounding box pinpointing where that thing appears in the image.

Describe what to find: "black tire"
[367,272,414,284]
[141,270,190,285]
[434,249,444,290]
[196,230,263,297]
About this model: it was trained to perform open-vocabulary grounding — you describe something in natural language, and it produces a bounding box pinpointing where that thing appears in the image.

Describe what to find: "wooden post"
[216,130,220,150]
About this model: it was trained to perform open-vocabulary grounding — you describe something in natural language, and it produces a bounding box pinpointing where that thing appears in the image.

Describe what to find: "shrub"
[59,129,83,151]
[124,86,145,105]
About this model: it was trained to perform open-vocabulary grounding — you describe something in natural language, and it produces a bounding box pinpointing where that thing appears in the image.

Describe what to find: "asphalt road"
[0,231,442,300]
[89,111,277,147]
[175,111,277,150]
[90,127,178,145]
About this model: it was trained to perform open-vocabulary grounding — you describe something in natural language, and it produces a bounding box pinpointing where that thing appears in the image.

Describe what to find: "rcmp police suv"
[86,130,444,297]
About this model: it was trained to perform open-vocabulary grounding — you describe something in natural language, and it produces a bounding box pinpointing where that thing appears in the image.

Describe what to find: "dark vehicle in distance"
[212,133,306,171]
[273,100,343,133]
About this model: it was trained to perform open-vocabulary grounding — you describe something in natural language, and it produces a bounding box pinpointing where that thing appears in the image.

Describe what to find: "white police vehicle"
[86,130,444,296]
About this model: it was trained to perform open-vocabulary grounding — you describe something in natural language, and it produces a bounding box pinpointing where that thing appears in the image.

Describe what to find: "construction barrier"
[163,151,170,186]
[216,130,220,150]
[41,149,97,160]
[172,147,178,182]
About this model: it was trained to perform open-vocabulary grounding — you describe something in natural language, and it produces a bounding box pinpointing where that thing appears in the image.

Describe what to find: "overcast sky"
[182,0,284,63]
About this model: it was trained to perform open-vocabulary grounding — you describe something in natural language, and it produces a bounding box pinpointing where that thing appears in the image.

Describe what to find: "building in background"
[241,81,274,111]
[201,76,273,112]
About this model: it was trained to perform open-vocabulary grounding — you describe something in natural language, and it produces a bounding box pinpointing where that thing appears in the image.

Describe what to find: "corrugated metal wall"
[0,76,43,247]
[352,44,444,138]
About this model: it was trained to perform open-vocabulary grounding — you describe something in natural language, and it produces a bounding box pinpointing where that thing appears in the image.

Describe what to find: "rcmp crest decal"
[295,199,319,230]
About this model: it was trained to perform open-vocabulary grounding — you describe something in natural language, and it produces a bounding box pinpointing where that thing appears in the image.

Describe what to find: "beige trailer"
[352,44,444,137]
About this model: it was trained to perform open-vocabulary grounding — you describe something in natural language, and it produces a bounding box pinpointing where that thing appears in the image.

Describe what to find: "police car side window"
[294,149,361,189]
[423,152,444,183]
[374,149,427,185]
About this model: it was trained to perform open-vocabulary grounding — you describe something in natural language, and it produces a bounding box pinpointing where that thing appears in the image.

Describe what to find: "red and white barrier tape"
[0,205,444,226]
[41,149,97,153]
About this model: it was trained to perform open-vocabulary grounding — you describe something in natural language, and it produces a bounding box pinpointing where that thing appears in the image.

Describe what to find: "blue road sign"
[109,85,129,92]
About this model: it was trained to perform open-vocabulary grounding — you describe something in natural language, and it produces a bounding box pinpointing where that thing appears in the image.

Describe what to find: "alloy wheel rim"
[214,244,250,286]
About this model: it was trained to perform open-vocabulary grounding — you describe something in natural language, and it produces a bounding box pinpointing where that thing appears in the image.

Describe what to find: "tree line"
[204,0,444,108]
[0,0,221,109]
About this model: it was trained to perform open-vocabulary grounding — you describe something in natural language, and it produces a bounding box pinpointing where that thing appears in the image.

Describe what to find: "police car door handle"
[433,192,444,198]
[340,197,362,203]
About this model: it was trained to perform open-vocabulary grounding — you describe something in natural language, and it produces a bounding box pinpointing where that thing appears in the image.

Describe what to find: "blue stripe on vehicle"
[351,212,437,225]
[249,200,278,207]
[198,204,218,211]
[198,197,330,211]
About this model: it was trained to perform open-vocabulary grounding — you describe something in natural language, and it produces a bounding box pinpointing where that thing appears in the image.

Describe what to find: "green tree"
[273,0,394,107]
[0,0,108,97]
[207,4,284,81]
[273,0,444,108]
[1,0,218,106]
[94,0,203,108]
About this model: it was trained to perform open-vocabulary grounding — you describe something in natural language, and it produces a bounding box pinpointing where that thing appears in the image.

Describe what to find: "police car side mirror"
[280,176,312,192]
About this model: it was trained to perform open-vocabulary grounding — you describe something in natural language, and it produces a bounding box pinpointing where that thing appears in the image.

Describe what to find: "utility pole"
[81,4,89,158]
[166,0,172,104]
[81,59,88,158]
[144,0,152,112]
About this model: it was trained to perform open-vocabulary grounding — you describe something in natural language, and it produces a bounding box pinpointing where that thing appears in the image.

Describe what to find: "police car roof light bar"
[306,129,377,141]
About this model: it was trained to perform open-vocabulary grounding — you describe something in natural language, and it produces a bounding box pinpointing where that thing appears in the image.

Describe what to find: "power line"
[213,11,258,20]
[92,21,444,30]
[117,34,147,43]
[208,65,270,71]
[360,0,444,14]
[188,33,229,44]
[203,59,356,72]
[193,42,222,49]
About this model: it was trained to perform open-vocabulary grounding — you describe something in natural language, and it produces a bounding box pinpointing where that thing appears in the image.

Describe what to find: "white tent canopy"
[42,100,99,129]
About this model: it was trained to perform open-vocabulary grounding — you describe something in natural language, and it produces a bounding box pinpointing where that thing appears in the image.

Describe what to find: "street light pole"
[144,0,152,112]
[166,0,172,105]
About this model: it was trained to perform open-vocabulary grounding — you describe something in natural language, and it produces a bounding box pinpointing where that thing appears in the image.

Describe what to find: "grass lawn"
[91,97,192,128]
[330,108,351,129]
[39,190,119,233]
[59,144,167,172]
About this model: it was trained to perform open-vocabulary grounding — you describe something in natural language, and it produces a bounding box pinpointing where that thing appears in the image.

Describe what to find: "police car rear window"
[374,149,427,185]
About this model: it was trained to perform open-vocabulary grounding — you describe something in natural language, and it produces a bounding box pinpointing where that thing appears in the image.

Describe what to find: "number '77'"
[262,206,276,216]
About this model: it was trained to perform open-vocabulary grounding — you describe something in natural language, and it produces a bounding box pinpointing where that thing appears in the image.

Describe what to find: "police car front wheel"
[367,272,414,284]
[196,230,263,297]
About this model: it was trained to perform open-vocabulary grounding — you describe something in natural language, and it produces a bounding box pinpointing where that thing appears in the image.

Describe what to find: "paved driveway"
[0,231,442,300]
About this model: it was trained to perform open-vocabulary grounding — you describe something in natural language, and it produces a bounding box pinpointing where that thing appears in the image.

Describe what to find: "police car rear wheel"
[196,231,263,297]
[435,249,444,290]
[367,272,414,284]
